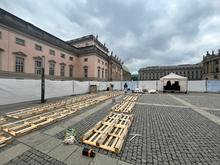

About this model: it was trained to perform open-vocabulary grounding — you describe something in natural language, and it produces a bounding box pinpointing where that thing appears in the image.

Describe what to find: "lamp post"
[41,56,45,103]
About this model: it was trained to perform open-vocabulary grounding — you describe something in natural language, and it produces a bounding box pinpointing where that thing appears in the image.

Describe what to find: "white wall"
[0,79,219,106]
[188,80,206,92]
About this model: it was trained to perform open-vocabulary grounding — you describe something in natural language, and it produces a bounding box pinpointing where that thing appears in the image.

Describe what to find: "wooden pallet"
[5,94,97,119]
[0,116,7,125]
[1,92,120,137]
[1,107,76,137]
[82,112,133,153]
[0,132,12,148]
[112,101,136,113]
[123,95,139,102]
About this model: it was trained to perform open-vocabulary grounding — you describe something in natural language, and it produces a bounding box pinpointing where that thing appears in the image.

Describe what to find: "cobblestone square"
[1,93,220,165]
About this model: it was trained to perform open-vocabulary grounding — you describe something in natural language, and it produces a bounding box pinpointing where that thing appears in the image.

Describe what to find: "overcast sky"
[1,0,220,73]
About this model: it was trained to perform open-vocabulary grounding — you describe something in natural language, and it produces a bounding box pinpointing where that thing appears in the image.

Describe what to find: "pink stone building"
[0,9,129,81]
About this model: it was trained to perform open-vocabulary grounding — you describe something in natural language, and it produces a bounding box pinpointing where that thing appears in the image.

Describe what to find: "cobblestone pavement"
[137,94,184,106]
[2,93,220,165]
[56,102,114,141]
[5,148,65,165]
[175,93,220,109]
[56,95,220,165]
[206,110,220,118]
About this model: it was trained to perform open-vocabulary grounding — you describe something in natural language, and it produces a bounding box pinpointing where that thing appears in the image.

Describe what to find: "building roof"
[139,63,203,72]
[77,45,109,60]
[0,8,79,55]
[122,65,130,73]
[67,34,109,53]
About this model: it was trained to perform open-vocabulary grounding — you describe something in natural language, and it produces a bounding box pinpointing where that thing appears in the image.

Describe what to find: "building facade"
[139,63,203,80]
[202,50,220,80]
[0,9,125,81]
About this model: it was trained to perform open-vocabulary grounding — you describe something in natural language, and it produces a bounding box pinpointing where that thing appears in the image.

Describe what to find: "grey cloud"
[1,0,220,73]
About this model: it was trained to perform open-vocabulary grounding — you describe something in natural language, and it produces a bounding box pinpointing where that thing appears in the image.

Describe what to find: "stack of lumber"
[82,112,133,153]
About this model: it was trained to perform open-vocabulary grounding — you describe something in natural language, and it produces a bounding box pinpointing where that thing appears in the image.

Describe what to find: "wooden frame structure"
[82,112,133,153]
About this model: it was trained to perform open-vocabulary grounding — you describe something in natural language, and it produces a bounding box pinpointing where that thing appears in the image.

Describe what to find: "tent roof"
[160,72,187,80]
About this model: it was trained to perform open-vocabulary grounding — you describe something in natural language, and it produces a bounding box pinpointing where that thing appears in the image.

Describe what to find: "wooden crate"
[0,132,12,148]
[82,112,133,153]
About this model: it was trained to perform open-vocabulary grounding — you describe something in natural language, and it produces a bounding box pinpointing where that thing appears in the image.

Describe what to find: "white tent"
[160,73,188,93]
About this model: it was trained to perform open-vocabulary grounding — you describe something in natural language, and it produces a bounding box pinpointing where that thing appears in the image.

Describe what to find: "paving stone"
[48,143,79,162]
[90,153,118,165]
[64,147,93,165]
[35,137,62,154]
[5,148,65,165]
[117,160,132,165]
[44,126,65,136]
[0,143,30,164]
[18,132,51,147]
[174,93,220,109]
[58,99,114,128]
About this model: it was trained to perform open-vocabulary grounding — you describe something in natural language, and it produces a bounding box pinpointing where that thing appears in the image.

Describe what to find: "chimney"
[206,51,210,56]
[111,51,113,56]
[218,49,220,55]
[95,34,98,40]
[212,50,215,55]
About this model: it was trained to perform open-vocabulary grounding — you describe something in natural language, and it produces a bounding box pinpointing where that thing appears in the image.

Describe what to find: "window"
[35,60,42,75]
[84,67,88,78]
[35,44,42,51]
[102,68,104,78]
[105,69,108,80]
[49,62,55,76]
[105,63,107,66]
[61,53,65,58]
[15,56,24,72]
[0,31,2,39]
[69,65,73,77]
[97,67,100,78]
[102,61,104,65]
[60,64,65,77]
[16,37,25,46]
[49,49,55,55]
[98,59,100,63]
[216,67,219,73]
[69,56,73,61]
[0,52,2,70]
[84,58,88,62]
